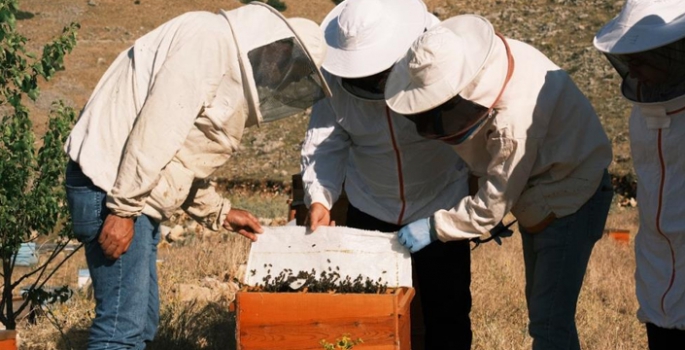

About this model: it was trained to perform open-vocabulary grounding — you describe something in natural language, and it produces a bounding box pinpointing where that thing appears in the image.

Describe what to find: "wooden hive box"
[236,287,414,350]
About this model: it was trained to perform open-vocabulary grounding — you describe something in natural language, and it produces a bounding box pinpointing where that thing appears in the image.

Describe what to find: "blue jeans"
[65,160,160,350]
[520,170,613,350]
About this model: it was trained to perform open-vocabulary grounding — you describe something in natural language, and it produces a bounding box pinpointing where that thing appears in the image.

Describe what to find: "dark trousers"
[647,323,685,350]
[346,204,473,350]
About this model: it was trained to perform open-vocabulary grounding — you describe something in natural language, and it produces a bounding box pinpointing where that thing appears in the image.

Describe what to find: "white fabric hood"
[222,2,331,126]
[594,0,685,55]
[385,14,508,115]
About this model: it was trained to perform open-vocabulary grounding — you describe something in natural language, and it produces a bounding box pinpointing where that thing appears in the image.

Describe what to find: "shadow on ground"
[149,302,236,350]
[57,302,236,350]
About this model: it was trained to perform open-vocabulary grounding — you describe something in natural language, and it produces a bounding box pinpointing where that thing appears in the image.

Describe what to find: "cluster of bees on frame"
[244,260,391,294]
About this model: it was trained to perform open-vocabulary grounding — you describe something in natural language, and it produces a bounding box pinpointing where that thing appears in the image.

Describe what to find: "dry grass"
[12,0,649,349]
[18,207,645,350]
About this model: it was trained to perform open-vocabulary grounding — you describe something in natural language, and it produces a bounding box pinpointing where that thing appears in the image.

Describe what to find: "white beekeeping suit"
[301,0,468,226]
[66,3,330,230]
[387,15,612,239]
[594,0,685,331]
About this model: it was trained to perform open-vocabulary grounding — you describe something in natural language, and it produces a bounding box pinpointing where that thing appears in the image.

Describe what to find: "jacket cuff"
[214,198,232,232]
[106,194,144,218]
[433,209,483,241]
[305,186,335,210]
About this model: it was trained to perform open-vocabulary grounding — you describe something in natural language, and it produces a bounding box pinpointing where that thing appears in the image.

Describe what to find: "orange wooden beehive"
[0,330,16,350]
[236,287,414,350]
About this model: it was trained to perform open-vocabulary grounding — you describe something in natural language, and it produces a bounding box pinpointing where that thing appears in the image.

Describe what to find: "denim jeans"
[65,161,161,350]
[520,170,613,350]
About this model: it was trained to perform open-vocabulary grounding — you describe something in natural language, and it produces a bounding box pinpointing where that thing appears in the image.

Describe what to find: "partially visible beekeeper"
[63,3,330,349]
[300,0,473,348]
[594,0,685,348]
[385,15,614,350]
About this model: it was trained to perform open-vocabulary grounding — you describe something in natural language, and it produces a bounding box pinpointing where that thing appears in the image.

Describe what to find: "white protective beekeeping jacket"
[301,71,470,225]
[65,5,322,230]
[432,38,613,240]
[627,88,685,330]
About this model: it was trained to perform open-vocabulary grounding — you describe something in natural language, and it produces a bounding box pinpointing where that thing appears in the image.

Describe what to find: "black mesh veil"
[248,37,327,122]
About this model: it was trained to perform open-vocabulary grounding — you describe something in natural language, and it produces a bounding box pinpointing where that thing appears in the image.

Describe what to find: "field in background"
[15,0,646,349]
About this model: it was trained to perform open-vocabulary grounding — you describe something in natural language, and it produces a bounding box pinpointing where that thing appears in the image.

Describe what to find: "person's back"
[67,11,235,195]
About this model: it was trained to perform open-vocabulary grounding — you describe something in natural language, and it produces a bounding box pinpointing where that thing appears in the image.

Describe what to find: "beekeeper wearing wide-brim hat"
[321,0,430,78]
[386,14,614,349]
[300,0,474,348]
[64,3,330,349]
[594,0,685,342]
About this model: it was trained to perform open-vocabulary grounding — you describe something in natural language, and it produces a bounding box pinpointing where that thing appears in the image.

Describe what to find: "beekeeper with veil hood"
[385,14,614,350]
[594,0,685,347]
[300,0,473,348]
[63,3,330,349]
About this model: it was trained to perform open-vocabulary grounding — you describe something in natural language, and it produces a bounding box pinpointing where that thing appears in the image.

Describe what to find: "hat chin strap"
[485,33,514,113]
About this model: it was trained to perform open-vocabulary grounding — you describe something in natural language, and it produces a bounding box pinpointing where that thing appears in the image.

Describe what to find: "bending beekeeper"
[385,15,614,350]
[301,0,473,348]
[594,0,685,348]
[63,3,330,349]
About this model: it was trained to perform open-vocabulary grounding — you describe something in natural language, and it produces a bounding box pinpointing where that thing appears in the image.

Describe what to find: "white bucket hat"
[321,0,432,78]
[593,0,685,54]
[385,14,495,115]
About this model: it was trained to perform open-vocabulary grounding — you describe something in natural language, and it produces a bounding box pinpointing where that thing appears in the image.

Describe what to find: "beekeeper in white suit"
[594,0,685,348]
[300,0,473,348]
[63,3,330,349]
[385,15,614,350]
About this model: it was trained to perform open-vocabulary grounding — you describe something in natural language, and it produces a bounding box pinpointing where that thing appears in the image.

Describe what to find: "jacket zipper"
[385,106,406,225]
[655,128,676,314]
[636,84,679,315]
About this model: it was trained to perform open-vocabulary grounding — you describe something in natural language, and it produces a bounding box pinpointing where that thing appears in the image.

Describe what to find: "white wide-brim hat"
[321,0,432,78]
[594,0,685,54]
[385,14,495,115]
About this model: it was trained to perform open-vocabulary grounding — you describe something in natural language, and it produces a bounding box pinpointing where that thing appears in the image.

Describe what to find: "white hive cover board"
[244,225,412,288]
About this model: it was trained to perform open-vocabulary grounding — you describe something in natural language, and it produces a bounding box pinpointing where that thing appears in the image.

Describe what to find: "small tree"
[0,0,79,330]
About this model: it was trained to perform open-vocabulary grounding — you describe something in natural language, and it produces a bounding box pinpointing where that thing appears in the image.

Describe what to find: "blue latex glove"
[397,217,438,253]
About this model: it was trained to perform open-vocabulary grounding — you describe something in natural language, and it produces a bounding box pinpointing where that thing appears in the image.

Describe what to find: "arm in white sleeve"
[107,33,228,217]
[433,127,538,240]
[300,98,351,209]
[181,180,231,232]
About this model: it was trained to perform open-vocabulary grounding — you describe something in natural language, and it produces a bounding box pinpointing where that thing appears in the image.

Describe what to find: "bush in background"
[0,0,79,331]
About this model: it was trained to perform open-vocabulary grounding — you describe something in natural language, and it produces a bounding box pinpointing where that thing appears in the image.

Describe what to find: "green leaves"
[0,0,80,330]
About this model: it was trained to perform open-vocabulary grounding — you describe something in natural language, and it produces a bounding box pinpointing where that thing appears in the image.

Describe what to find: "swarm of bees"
[243,262,391,294]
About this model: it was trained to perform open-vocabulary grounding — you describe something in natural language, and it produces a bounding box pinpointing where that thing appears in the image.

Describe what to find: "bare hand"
[99,214,135,260]
[306,202,336,232]
[223,208,263,241]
